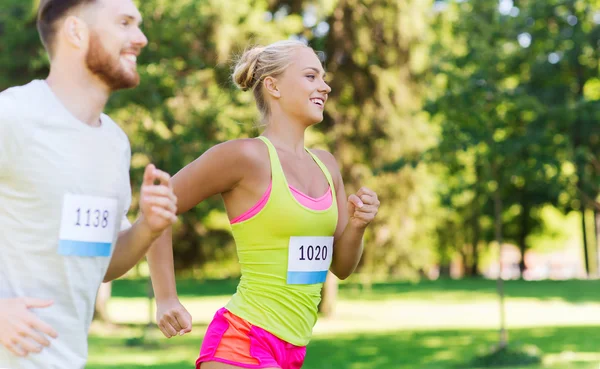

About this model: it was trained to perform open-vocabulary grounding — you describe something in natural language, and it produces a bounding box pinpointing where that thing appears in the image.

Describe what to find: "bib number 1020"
[75,208,110,228]
[299,245,328,261]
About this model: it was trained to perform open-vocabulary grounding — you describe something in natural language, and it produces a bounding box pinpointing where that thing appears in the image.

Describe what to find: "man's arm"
[103,164,178,282]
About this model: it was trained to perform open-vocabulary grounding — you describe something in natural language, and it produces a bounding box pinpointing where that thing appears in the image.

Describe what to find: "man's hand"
[139,164,178,237]
[0,298,58,357]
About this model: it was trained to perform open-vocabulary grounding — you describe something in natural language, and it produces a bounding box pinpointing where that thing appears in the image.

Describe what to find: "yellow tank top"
[225,136,338,346]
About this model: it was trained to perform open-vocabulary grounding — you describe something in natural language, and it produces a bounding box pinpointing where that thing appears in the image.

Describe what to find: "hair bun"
[232,46,265,91]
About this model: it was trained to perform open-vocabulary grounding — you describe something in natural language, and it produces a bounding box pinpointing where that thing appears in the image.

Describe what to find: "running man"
[0,1,178,368]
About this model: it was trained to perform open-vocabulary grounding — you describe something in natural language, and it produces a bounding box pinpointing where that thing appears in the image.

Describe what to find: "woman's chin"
[308,113,324,125]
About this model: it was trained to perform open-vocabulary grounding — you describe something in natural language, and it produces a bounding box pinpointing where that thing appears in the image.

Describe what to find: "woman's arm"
[314,150,380,280]
[147,139,263,337]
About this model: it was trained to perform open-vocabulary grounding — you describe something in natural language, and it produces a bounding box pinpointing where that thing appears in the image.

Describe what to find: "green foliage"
[0,0,48,87]
[121,0,441,276]
[316,0,439,278]
[109,0,308,271]
[427,0,600,275]
[1,0,597,277]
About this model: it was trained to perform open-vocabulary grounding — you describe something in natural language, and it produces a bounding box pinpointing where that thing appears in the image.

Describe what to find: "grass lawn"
[87,278,600,369]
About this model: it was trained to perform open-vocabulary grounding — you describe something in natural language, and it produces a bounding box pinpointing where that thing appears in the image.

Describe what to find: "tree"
[0,0,48,90]
[108,0,309,274]
[521,0,600,275]
[427,0,590,280]
[321,0,438,280]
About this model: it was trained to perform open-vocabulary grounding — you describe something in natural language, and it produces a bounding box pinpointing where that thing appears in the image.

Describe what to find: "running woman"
[147,40,380,369]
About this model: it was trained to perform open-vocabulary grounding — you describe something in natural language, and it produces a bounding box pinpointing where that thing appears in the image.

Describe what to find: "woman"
[147,40,380,369]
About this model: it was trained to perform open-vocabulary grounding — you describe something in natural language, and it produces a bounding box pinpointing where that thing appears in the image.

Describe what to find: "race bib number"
[58,194,118,257]
[287,236,334,284]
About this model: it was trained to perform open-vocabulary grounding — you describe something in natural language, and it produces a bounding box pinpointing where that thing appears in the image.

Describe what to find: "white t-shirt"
[0,80,132,369]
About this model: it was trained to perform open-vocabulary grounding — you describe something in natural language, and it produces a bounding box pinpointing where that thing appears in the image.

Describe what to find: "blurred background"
[1,0,599,368]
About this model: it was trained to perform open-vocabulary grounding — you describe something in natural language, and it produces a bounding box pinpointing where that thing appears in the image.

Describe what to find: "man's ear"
[60,15,89,50]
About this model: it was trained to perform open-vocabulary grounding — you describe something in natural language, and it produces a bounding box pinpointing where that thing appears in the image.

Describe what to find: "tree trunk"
[93,282,112,323]
[595,209,600,278]
[438,232,452,278]
[493,165,508,348]
[518,200,530,277]
[581,205,590,277]
[471,210,481,277]
[471,161,483,277]
[439,264,451,278]
[318,271,338,317]
[572,28,590,276]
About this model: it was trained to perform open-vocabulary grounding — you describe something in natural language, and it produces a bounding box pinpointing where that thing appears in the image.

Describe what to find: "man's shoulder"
[100,114,131,149]
[0,81,45,138]
[0,80,42,116]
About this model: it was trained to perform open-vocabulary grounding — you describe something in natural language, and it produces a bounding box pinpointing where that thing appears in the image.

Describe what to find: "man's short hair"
[37,0,97,56]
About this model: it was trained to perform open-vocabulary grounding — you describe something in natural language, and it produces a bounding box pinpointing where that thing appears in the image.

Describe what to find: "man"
[0,0,179,368]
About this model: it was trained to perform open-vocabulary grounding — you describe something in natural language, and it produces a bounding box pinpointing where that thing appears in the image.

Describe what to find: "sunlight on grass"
[107,296,229,324]
[544,352,600,365]
[88,325,600,369]
[107,296,600,334]
[88,328,201,368]
[87,279,600,369]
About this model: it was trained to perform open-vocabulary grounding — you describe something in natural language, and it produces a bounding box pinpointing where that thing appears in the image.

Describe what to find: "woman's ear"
[263,76,281,98]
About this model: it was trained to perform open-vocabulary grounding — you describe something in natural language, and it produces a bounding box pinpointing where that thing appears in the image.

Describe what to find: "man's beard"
[85,31,140,91]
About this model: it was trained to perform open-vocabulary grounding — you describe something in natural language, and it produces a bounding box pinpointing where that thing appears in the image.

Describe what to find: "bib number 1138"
[58,194,118,257]
[75,208,110,228]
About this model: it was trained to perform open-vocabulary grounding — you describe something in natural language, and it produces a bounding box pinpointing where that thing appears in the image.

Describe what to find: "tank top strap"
[305,149,337,200]
[256,136,286,188]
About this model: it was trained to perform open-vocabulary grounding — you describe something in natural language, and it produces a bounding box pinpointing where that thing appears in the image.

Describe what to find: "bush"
[467,342,542,367]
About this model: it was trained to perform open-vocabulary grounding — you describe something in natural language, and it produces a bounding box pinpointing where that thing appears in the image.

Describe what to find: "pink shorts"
[196,308,306,369]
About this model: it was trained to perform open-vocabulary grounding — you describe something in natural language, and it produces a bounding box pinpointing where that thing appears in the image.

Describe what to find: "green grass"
[88,325,600,369]
[87,278,600,369]
[306,326,600,369]
[339,278,600,303]
[112,277,600,303]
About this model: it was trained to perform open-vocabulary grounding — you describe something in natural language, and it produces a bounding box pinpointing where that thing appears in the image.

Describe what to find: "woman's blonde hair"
[232,40,315,123]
